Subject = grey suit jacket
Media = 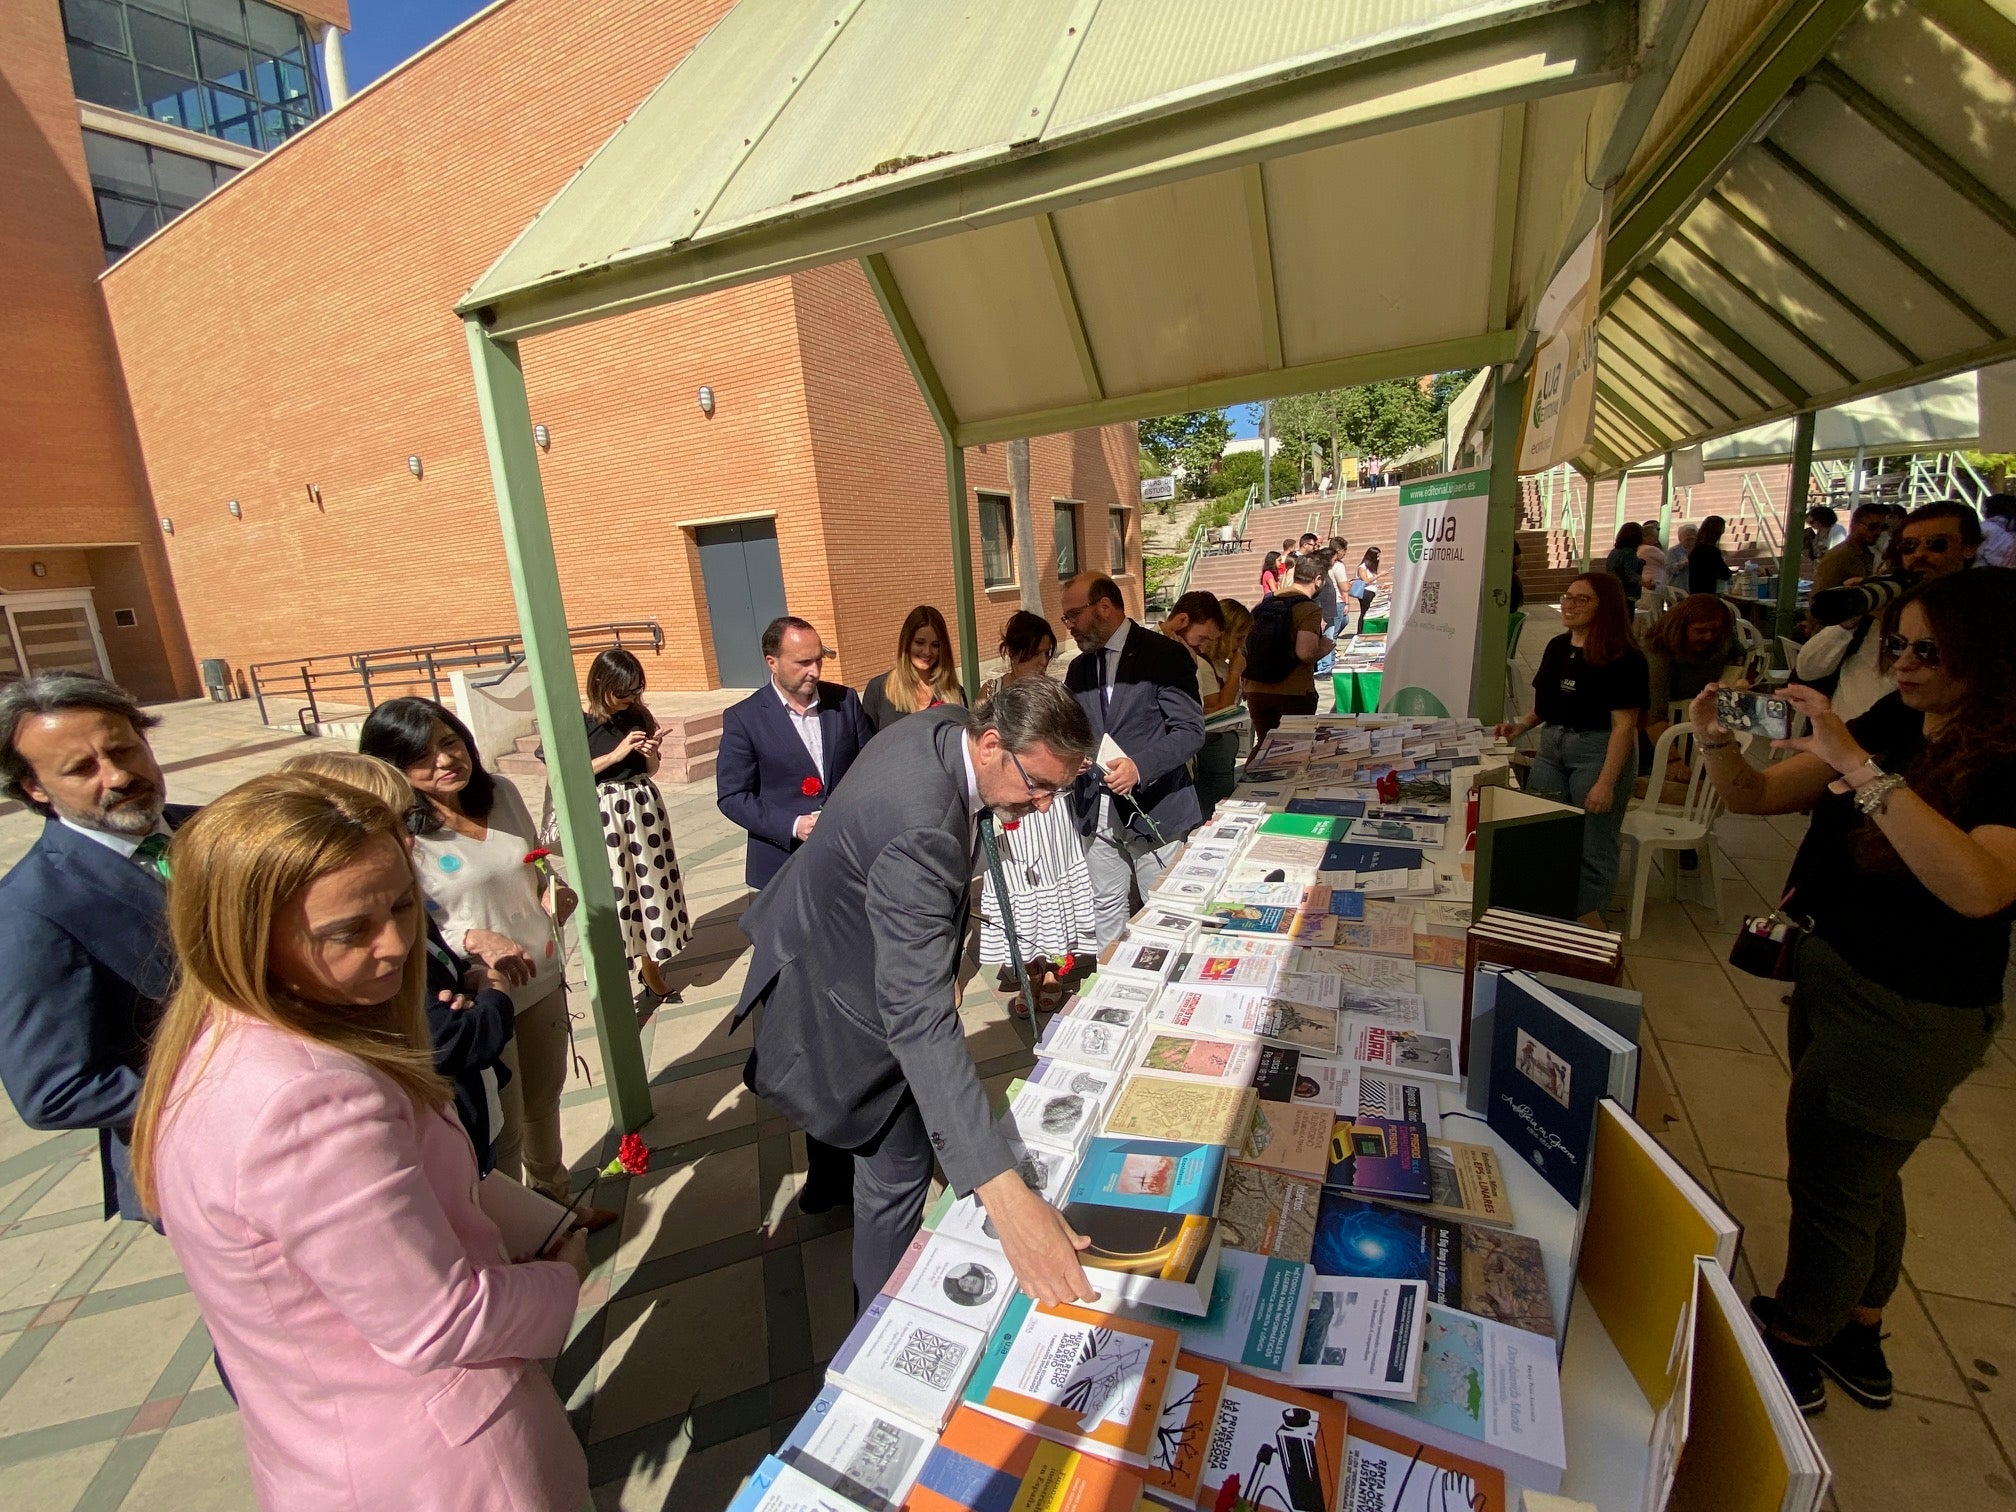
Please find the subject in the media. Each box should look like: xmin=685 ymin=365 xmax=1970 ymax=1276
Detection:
xmin=731 ymin=706 xmax=1015 ymax=1196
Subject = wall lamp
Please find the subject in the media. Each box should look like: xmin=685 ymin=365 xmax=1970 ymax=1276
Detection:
xmin=698 ymin=385 xmax=716 ymax=419
xmin=227 ymin=499 xmax=243 ymax=518
xmin=160 ymin=517 xmax=174 ymax=535
xmin=408 ymin=455 xmax=424 ymax=478
xmin=306 ymin=482 xmax=322 ymax=506
xmin=533 ymin=423 xmax=551 ymax=450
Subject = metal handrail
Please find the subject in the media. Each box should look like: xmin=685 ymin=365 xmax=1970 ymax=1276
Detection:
xmin=1170 ymin=483 xmax=1258 ymax=602
xmin=248 ymin=619 xmax=664 ymax=733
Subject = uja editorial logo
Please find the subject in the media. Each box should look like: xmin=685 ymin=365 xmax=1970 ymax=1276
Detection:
xmin=1408 ymin=530 xmax=1425 ymax=563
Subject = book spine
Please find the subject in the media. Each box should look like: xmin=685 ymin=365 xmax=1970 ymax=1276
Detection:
xmin=961 ymin=1292 xmax=1030 ymax=1407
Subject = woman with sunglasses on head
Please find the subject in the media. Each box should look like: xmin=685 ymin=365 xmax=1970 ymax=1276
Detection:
xmin=863 ymin=605 xmax=965 ymax=735
xmin=1493 ymin=572 xmax=1649 ymax=918
xmin=975 ymin=612 xmax=1096 ymax=1014
xmin=1689 ymin=570 xmax=2016 ymax=1417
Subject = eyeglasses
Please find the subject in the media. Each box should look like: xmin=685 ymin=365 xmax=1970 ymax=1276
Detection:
xmin=1903 ymin=535 xmax=1952 ymax=555
xmin=1005 ymin=746 xmax=1067 ymax=800
xmin=1559 ymin=592 xmax=1597 ymax=607
xmin=1881 ymin=634 xmax=1942 ymax=666
xmin=1059 ymin=604 xmax=1090 ymax=626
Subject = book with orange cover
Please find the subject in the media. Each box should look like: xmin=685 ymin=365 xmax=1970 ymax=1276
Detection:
xmin=1197 ymin=1368 xmax=1350 ymax=1512
xmin=961 ymin=1296 xmax=1180 ymax=1469
xmin=1141 ymin=1352 xmax=1227 ymax=1504
xmin=1343 ymin=1416 xmax=1510 ymax=1511
xmin=907 ymin=1406 xmax=1143 ymax=1512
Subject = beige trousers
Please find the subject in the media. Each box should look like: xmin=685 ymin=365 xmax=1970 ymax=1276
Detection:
xmin=494 ymin=986 xmax=570 ymax=1199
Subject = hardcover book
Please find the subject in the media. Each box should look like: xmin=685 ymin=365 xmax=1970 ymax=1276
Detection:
xmin=962 ymin=1298 xmax=1179 ymax=1469
xmin=826 ymin=1294 xmax=988 ymax=1431
xmin=778 ymin=1387 xmax=935 ymax=1512
xmin=1484 ymin=970 xmax=1639 ymax=1208
xmin=906 ymin=1406 xmax=1143 ymax=1512
xmin=1197 ymin=1369 xmax=1351 ymax=1512
xmin=1472 ymin=785 xmax=1585 ymax=922
xmin=1120 ymin=1248 xmax=1314 ymax=1375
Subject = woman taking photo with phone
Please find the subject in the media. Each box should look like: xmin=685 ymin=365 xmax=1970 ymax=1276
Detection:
xmin=132 ymin=773 xmax=588 ymax=1509
xmin=1493 ymin=572 xmax=1648 ymax=918
xmin=1689 ymin=570 xmax=2016 ymax=1415
xmin=862 ymin=604 xmax=965 ymax=734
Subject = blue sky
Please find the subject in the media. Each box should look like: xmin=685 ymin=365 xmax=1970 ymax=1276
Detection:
xmin=343 ymin=0 xmax=493 ymax=88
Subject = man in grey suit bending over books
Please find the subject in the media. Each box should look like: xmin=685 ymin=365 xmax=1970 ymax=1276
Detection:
xmin=732 ymin=678 xmax=1102 ymax=1310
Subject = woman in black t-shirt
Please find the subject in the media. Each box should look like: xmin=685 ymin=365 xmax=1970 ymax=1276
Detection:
xmin=1493 ymin=572 xmax=1649 ymax=917
xmin=1687 ymin=514 xmax=1733 ymax=595
xmin=583 ymin=649 xmax=692 ymax=1005
xmin=1604 ymin=521 xmax=1645 ymax=609
xmin=1690 ymin=570 xmax=2016 ymax=1416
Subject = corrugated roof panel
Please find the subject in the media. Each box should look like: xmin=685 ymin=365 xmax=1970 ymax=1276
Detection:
xmin=1718 ymin=154 xmax=1984 ymax=357
xmin=1603 ymin=313 xmax=1748 ymax=423
xmin=1604 ymin=335 xmax=1727 ymax=430
xmin=1627 ymin=283 xmax=1789 ymax=405
xmin=1048 ymin=170 xmax=1269 ymax=396
xmin=1046 ymin=0 xmax=1530 ymax=138
xmin=1772 ymin=90 xmax=2016 ymax=334
xmin=884 ymin=222 xmax=1092 ymax=423
xmin=1514 ymin=87 xmax=1608 ymax=327
xmin=1832 ymin=5 xmax=2016 ymax=209
xmin=1652 ymin=239 xmax=1843 ymax=395
xmin=704 ymin=0 xmax=1084 ymax=232
xmin=1624 ymin=0 xmax=1782 ymax=190
xmin=1264 ymin=113 xmax=1501 ymax=363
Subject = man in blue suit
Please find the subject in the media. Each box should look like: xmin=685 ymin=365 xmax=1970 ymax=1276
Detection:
xmin=717 ymin=615 xmax=877 ymax=891
xmin=1060 ymin=572 xmax=1206 ymax=943
xmin=717 ymin=614 xmax=877 ymax=1213
xmin=0 ymin=674 xmax=195 ymax=1221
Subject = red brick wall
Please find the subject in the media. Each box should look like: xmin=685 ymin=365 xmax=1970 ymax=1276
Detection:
xmin=0 ymin=0 xmax=196 ymax=700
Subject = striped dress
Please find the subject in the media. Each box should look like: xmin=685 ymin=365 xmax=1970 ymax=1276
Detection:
xmin=975 ymin=676 xmax=1100 ymax=965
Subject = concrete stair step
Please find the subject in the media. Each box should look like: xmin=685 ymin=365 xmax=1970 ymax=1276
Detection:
xmin=495 ymin=753 xmax=545 ymax=776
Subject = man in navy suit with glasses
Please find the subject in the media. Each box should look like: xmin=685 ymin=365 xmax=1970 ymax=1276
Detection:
xmin=717 ymin=615 xmax=878 ymax=1211
xmin=0 ymin=674 xmax=196 ymax=1222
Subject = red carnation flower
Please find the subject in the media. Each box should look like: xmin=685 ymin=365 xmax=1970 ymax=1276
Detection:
xmin=523 ymin=848 xmax=552 ymax=865
xmin=801 ymin=776 xmax=823 ymax=797
xmin=600 ymin=1133 xmax=650 ymax=1179
xmin=1002 ymin=818 xmax=1021 ymax=831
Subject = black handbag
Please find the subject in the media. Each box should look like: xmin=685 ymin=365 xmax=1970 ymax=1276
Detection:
xmin=1729 ymin=895 xmax=1809 ymax=982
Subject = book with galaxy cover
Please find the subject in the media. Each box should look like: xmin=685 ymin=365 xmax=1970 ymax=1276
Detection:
xmin=1309 ymin=1193 xmax=1553 ymax=1339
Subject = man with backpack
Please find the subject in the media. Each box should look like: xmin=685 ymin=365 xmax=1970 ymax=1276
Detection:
xmin=1242 ymin=553 xmax=1334 ymax=756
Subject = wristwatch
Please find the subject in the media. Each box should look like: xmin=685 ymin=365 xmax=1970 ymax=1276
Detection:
xmin=1854 ymin=772 xmax=1907 ymax=816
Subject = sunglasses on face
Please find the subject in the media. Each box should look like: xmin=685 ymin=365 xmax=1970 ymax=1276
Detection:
xmin=1882 ymin=634 xmax=1941 ymax=666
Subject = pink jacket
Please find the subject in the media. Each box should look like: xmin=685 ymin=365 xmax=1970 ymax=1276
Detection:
xmin=152 ymin=1018 xmax=587 ymax=1510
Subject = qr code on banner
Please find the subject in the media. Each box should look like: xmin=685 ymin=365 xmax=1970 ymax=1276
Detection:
xmin=892 ymin=1326 xmax=967 ymax=1390
xmin=1415 ymin=580 xmax=1441 ymax=617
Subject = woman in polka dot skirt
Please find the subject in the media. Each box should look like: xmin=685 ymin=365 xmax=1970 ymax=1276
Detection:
xmin=583 ymin=650 xmax=693 ymax=1005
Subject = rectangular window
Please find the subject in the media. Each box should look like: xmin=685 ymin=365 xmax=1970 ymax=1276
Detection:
xmin=1109 ymin=508 xmax=1129 ymax=572
xmin=83 ymin=127 xmax=235 ymax=261
xmin=69 ymin=42 xmax=140 ymax=112
xmin=979 ymin=494 xmax=1015 ymax=588
xmin=185 ymin=0 xmax=245 ymax=41
xmin=244 ymin=0 xmax=302 ymax=56
xmin=1054 ymin=502 xmax=1078 ymax=578
xmin=129 ymin=6 xmax=196 ymax=73
xmin=63 ymin=0 xmax=129 ymax=50
xmin=138 ymin=65 xmax=205 ymax=130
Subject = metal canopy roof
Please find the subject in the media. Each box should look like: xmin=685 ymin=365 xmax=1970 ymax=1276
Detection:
xmin=460 ymin=0 xmax=1642 ymax=444
xmin=1586 ymin=0 xmax=2016 ymax=474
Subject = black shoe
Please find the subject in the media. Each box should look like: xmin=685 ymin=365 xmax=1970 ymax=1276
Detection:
xmin=795 ymin=1179 xmax=853 ymax=1216
xmin=1813 ymin=1318 xmax=1895 ymax=1409
xmin=1750 ymin=1295 xmax=1827 ymax=1415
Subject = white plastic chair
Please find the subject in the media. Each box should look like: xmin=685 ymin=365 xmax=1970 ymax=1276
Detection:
xmin=1619 ymin=723 xmax=1737 ymax=938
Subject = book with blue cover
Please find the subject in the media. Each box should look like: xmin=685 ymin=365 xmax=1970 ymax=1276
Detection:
xmin=1321 ymin=840 xmax=1426 ymax=874
xmin=1310 ymin=1193 xmax=1554 ymax=1339
xmin=1484 ymin=970 xmax=1638 ymax=1209
xmin=1067 ymin=1138 xmax=1226 ymax=1216
xmin=1286 ymin=797 xmax=1367 ymax=819
xmin=1323 ymin=1115 xmax=1431 ymax=1201
xmin=1327 ymin=890 xmax=1366 ymax=920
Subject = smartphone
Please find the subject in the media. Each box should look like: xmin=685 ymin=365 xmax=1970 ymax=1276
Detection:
xmin=1715 ymin=689 xmax=1793 ymax=742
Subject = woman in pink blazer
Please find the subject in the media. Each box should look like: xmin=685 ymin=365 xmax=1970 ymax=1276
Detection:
xmin=132 ymin=772 xmax=590 ymax=1511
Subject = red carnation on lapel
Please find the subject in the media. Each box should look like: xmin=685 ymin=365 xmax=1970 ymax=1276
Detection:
xmin=1002 ymin=818 xmax=1021 ymax=831
xmin=801 ymin=776 xmax=823 ymax=798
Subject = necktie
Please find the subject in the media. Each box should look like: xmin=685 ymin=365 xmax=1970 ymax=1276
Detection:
xmin=1096 ymin=647 xmax=1111 ymax=722
xmin=976 ymin=812 xmax=1036 ymax=1018
xmin=133 ymin=833 xmax=171 ymax=883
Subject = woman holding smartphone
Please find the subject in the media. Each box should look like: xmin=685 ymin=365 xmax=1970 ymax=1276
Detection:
xmin=1689 ymin=570 xmax=2016 ymax=1415
xmin=1493 ymin=573 xmax=1649 ymax=918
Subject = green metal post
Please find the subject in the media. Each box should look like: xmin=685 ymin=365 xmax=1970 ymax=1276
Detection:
xmin=463 ymin=320 xmax=652 ymax=1133
xmin=1475 ymin=374 xmax=1524 ymax=724
xmin=1777 ymin=410 xmax=1816 ymax=649
xmin=945 ymin=435 xmax=982 ymax=704
xmin=1660 ymin=453 xmax=1676 ymax=542
xmin=1579 ymin=464 xmax=1599 ymax=571
xmin=1614 ymin=469 xmax=1630 ymax=535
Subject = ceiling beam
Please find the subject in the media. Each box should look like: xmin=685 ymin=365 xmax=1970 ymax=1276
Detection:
xmin=1605 ymin=0 xmax=1867 ymax=296
xmin=1637 ymin=263 xmax=1809 ymax=405
xmin=1669 ymin=230 xmax=1856 ymax=387
xmin=1602 ymin=321 xmax=1737 ymax=429
xmin=1756 ymin=140 xmax=2002 ymax=338
xmin=1597 ymin=377 xmax=1679 ymax=451
xmin=1487 ymin=102 xmax=1526 ymax=333
xmin=1915 ymin=0 xmax=2016 ymax=78
xmin=1604 ymin=345 xmax=1716 ymax=435
xmin=953 ymin=328 xmax=1521 ymax=447
xmin=1241 ymin=163 xmax=1285 ymax=370
xmin=1810 ymin=59 xmax=2016 ymax=244
xmin=1703 ymin=188 xmax=1921 ymax=364
xmin=860 ymin=253 xmax=958 ymax=433
xmin=1034 ymin=213 xmax=1106 ymax=401
xmin=1613 ymin=289 xmax=1772 ymax=410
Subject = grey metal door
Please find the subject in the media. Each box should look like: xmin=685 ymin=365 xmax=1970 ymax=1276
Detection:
xmin=695 ymin=518 xmax=786 ymax=687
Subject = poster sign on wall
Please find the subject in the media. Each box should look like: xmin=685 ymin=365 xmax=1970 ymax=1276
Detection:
xmin=1518 ymin=217 xmax=1604 ymax=474
xmin=1381 ymin=468 xmax=1492 ymax=718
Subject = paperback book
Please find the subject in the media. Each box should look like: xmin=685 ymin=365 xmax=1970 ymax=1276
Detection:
xmin=778 ymin=1386 xmax=936 ymax=1512
xmin=1324 ymin=1116 xmax=1432 ymax=1202
xmin=1037 ymin=1010 xmax=1144 ymax=1076
xmin=1004 ymin=1078 xmax=1101 ymax=1156
xmin=1131 ymin=1027 xmax=1263 ymax=1087
xmin=962 ymin=1297 xmax=1179 ymax=1468
xmin=1197 ymin=1369 xmax=1351 ymax=1512
xmin=883 ymin=1231 xmax=1017 ymax=1337
xmin=1120 ymin=1248 xmax=1314 ymax=1375
xmin=1239 ymin=1100 xmax=1334 ymax=1179
xmin=1067 ymin=1137 xmax=1226 ymax=1216
xmin=826 ymin=1294 xmax=988 ymax=1431
xmin=1341 ymin=1021 xmax=1459 ymax=1083
xmin=1251 ymin=1044 xmax=1356 ymax=1112
xmin=726 ymin=1455 xmax=874 ymax=1512
xmin=1215 ymin=1162 xmax=1321 ymax=1265
xmin=906 ymin=1407 xmax=1143 ymax=1512
xmin=1309 ymin=1193 xmax=1553 ymax=1339
xmin=1141 ymin=1354 xmax=1228 ymax=1503
xmin=1291 ymin=1276 xmax=1426 ymax=1399
xmin=1343 ymin=1418 xmax=1509 ymax=1512
xmin=1100 ymin=1077 xmax=1257 ymax=1147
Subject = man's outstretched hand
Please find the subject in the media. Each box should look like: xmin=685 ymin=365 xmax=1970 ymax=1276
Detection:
xmin=975 ymin=1169 xmax=1098 ymax=1307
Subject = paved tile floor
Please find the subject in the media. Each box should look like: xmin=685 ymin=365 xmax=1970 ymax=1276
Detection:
xmin=4 ymin=673 xmax=2016 ymax=1509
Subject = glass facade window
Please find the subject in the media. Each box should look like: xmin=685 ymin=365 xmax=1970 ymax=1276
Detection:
xmin=64 ymin=0 xmax=322 ymax=151
xmin=84 ymin=128 xmax=240 ymax=261
xmin=979 ymin=495 xmax=1015 ymax=588
xmin=1109 ymin=508 xmax=1129 ymax=572
xmin=1055 ymin=502 xmax=1078 ymax=578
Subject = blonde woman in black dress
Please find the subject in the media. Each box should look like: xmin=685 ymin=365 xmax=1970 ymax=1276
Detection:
xmin=584 ymin=650 xmax=692 ymax=1004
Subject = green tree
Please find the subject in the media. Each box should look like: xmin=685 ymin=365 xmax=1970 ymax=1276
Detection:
xmin=1139 ymin=410 xmax=1233 ymax=498
xmin=1210 ymin=446 xmax=1299 ymax=500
